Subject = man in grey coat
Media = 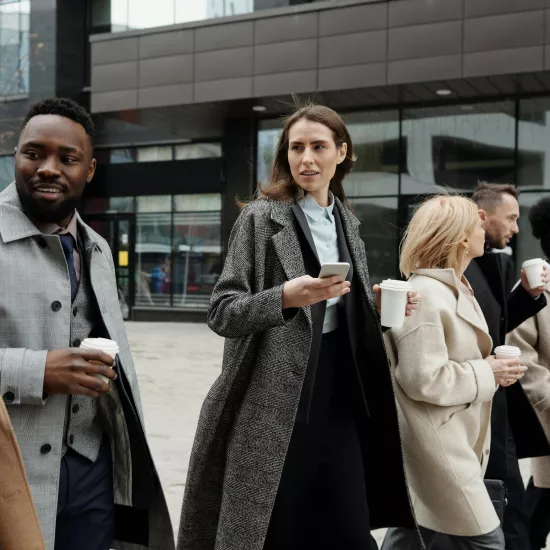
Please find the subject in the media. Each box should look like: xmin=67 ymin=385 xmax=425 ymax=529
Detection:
xmin=0 ymin=98 xmax=174 ymax=550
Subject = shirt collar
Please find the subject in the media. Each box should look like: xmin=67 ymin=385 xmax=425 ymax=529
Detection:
xmin=298 ymin=192 xmax=334 ymax=222
xmin=33 ymin=210 xmax=79 ymax=243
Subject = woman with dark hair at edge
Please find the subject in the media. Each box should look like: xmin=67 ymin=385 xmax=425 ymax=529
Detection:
xmin=507 ymin=197 xmax=550 ymax=550
xmin=177 ymin=103 xmax=421 ymax=549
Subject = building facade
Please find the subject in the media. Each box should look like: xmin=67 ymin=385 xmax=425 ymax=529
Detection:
xmin=1 ymin=0 xmax=550 ymax=321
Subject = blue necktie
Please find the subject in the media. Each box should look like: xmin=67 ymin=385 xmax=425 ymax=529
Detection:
xmin=59 ymin=234 xmax=78 ymax=302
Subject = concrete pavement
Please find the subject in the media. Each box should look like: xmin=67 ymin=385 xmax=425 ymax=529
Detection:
xmin=128 ymin=321 xmax=534 ymax=546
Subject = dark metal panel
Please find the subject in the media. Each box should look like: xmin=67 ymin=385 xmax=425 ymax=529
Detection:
xmin=388 ymin=55 xmax=462 ymax=84
xmin=139 ymin=30 xmax=194 ymax=59
xmin=318 ymin=3 xmax=387 ymax=36
xmin=195 ymin=21 xmax=254 ymax=52
xmin=317 ymin=63 xmax=387 ymax=92
xmin=388 ymin=20 xmax=462 ymax=61
xmin=139 ymin=55 xmax=194 ymax=87
xmin=91 ymin=90 xmax=138 ymax=113
xmin=254 ymin=12 xmax=318 ymax=44
xmin=464 ymin=47 xmax=544 ymax=78
xmin=254 ymin=70 xmax=316 ymax=97
xmin=194 ymin=78 xmax=254 ymax=103
xmin=92 ymin=38 xmax=138 ymax=65
xmin=319 ymin=30 xmax=387 ymax=68
xmin=138 ymin=84 xmax=194 ymax=109
xmin=464 ymin=0 xmax=544 ymax=18
xmin=254 ymin=39 xmax=317 ymax=75
xmin=464 ymin=11 xmax=544 ymax=53
xmin=195 ymin=48 xmax=254 ymax=81
xmin=389 ymin=0 xmax=462 ymax=28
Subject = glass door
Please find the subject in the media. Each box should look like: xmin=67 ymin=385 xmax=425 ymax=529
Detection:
xmin=85 ymin=214 xmax=136 ymax=320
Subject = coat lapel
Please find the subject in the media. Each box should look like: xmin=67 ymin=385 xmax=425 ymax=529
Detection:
xmin=270 ymin=202 xmax=311 ymax=325
xmin=290 ymin=203 xmax=320 ymax=268
xmin=335 ymin=199 xmax=377 ymax=314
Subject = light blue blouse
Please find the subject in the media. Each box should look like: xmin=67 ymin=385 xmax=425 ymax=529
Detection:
xmin=298 ymin=192 xmax=341 ymax=333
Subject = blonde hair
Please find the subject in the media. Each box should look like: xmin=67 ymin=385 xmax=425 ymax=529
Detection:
xmin=400 ymin=195 xmax=480 ymax=277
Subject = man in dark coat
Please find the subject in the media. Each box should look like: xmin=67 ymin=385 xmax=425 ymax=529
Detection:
xmin=464 ymin=182 xmax=550 ymax=550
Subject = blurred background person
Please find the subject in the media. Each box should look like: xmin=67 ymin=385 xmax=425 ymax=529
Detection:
xmin=507 ymin=197 xmax=550 ymax=550
xmin=466 ymin=183 xmax=550 ymax=550
xmin=0 ymin=396 xmax=44 ymax=550
xmin=178 ymin=104 xmax=419 ymax=550
xmin=383 ymin=195 xmax=526 ymax=550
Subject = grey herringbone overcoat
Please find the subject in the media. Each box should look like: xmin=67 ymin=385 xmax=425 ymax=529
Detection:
xmin=0 ymin=184 xmax=174 ymax=550
xmin=177 ymin=197 xmax=415 ymax=550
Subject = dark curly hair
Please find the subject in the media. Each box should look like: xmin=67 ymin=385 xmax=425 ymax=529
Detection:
xmin=529 ymin=197 xmax=550 ymax=258
xmin=21 ymin=98 xmax=95 ymax=143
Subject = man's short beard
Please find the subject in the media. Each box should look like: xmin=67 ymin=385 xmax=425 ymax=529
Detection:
xmin=16 ymin=185 xmax=83 ymax=225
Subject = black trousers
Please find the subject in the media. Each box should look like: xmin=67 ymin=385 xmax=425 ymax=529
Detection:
xmin=265 ymin=329 xmax=376 ymax=550
xmin=525 ymin=478 xmax=550 ymax=549
xmin=501 ymin=427 xmax=530 ymax=550
xmin=55 ymin=436 xmax=114 ymax=550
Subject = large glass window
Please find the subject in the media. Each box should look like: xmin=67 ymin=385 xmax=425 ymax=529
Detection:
xmin=172 ymin=194 xmax=222 ymax=309
xmin=518 ymin=98 xmax=550 ymax=192
xmin=0 ymin=154 xmax=13 ymax=191
xmin=103 ymin=143 xmax=221 ymax=164
xmin=343 ymin=110 xmax=400 ymax=197
xmin=90 ymin=0 xmax=258 ymax=32
xmin=401 ymin=102 xmax=516 ymax=194
xmin=0 ymin=0 xmax=30 ymax=97
xmin=348 ymin=197 xmax=399 ymax=282
xmin=135 ymin=196 xmax=172 ymax=307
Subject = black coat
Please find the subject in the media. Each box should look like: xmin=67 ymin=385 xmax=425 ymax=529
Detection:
xmin=465 ymin=253 xmax=550 ymax=480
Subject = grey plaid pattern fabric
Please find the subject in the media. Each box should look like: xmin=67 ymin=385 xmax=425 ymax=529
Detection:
xmin=61 ymin=245 xmax=103 ymax=462
xmin=177 ymin=198 xmax=379 ymax=550
xmin=0 ymin=184 xmax=174 ymax=550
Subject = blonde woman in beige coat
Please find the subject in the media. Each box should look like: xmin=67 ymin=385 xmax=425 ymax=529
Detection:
xmin=382 ymin=196 xmax=527 ymax=550
xmin=506 ymin=196 xmax=550 ymax=550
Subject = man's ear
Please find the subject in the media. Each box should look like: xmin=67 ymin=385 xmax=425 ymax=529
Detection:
xmin=478 ymin=209 xmax=487 ymax=222
xmin=87 ymin=158 xmax=97 ymax=183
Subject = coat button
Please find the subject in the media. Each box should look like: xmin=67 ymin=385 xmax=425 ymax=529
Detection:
xmin=69 ymin=434 xmax=74 ymax=445
xmin=51 ymin=301 xmax=62 ymax=312
xmin=3 ymin=391 xmax=15 ymax=403
xmin=40 ymin=444 xmax=51 ymax=454
xmin=72 ymin=404 xmax=80 ymax=414
xmin=73 ymin=338 xmax=81 ymax=347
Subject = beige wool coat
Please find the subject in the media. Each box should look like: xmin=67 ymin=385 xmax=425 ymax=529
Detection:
xmin=384 ymin=268 xmax=500 ymax=537
xmin=507 ymin=285 xmax=550 ymax=488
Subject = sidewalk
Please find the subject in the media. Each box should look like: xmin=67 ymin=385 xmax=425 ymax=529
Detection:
xmin=128 ymin=321 xmax=534 ymax=546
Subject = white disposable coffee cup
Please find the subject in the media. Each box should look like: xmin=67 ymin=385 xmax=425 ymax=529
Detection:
xmin=522 ymin=258 xmax=545 ymax=289
xmin=494 ymin=345 xmax=521 ymax=361
xmin=80 ymin=337 xmax=119 ymax=384
xmin=379 ymin=279 xmax=413 ymax=328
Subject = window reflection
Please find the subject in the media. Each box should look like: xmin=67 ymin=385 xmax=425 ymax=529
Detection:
xmin=172 ymin=204 xmax=222 ymax=309
xmin=343 ymin=110 xmax=399 ymax=197
xmin=0 ymin=155 xmax=13 ymax=191
xmin=518 ymin=98 xmax=550 ymax=191
xmin=0 ymin=0 xmax=30 ymax=96
xmin=348 ymin=197 xmax=399 ymax=282
xmin=402 ymin=102 xmax=516 ymax=194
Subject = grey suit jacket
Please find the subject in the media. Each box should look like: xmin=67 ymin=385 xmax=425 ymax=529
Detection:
xmin=0 ymin=184 xmax=174 ymax=550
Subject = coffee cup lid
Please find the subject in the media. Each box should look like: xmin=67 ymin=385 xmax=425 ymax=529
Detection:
xmin=380 ymin=279 xmax=412 ymax=291
xmin=81 ymin=338 xmax=119 ymax=353
xmin=494 ymin=345 xmax=521 ymax=356
xmin=522 ymin=258 xmax=544 ymax=268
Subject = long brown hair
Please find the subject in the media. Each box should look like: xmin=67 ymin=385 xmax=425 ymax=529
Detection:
xmin=258 ymin=104 xmax=356 ymax=204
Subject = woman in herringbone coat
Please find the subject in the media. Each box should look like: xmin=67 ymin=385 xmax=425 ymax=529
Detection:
xmin=177 ymin=105 xmax=419 ymax=550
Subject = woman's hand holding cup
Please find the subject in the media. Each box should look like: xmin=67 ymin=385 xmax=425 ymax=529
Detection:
xmin=486 ymin=355 xmax=527 ymax=387
xmin=282 ymin=275 xmax=350 ymax=309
